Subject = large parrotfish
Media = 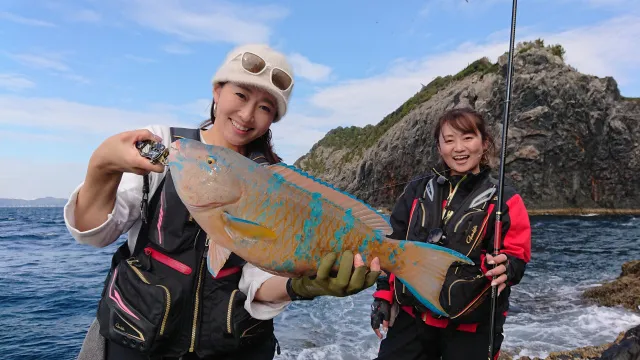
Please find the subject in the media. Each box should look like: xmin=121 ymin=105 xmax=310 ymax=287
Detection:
xmin=166 ymin=138 xmax=473 ymax=316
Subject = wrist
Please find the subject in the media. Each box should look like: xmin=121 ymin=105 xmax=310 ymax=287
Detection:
xmin=286 ymin=278 xmax=314 ymax=301
xmin=88 ymin=149 xmax=122 ymax=177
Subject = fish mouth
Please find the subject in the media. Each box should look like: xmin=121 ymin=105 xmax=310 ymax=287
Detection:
xmin=186 ymin=201 xmax=226 ymax=210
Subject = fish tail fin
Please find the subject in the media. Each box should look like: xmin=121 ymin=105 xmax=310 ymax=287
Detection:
xmin=385 ymin=239 xmax=474 ymax=317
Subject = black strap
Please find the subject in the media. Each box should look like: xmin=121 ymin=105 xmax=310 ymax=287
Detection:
xmin=135 ymin=127 xmax=202 ymax=257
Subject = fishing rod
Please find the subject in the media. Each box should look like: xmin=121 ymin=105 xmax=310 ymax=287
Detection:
xmin=489 ymin=0 xmax=518 ymax=358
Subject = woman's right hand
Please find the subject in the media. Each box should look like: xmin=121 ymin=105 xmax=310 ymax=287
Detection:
xmin=89 ymin=129 xmax=165 ymax=176
xmin=371 ymin=298 xmax=390 ymax=339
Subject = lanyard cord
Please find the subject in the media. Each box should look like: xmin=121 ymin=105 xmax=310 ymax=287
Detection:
xmin=441 ymin=174 xmax=467 ymax=225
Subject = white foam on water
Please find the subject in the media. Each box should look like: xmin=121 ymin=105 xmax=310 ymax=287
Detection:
xmin=503 ymin=304 xmax=640 ymax=359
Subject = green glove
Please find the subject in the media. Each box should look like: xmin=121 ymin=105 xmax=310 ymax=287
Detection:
xmin=288 ymin=250 xmax=380 ymax=299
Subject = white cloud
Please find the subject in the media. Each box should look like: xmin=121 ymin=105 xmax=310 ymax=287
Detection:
xmin=270 ymin=115 xmax=330 ymax=163
xmin=162 ymin=43 xmax=192 ymax=55
xmin=123 ymin=0 xmax=289 ymax=45
xmin=0 ymin=95 xmax=205 ymax=199
xmin=288 ymin=53 xmax=332 ymax=82
xmin=6 ymin=52 xmax=91 ymax=84
xmin=8 ymin=53 xmax=70 ymax=72
xmin=300 ymin=41 xmax=510 ymax=129
xmin=542 ymin=16 xmax=640 ymax=83
xmin=278 ymin=14 xmax=640 ymax=165
xmin=0 ymin=95 xmax=190 ymax=136
xmin=0 ymin=74 xmax=36 ymax=91
xmin=0 ymin=11 xmax=56 ymax=27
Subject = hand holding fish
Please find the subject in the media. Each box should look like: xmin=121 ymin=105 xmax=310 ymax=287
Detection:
xmin=484 ymin=253 xmax=510 ymax=296
xmin=90 ymin=129 xmax=165 ymax=176
xmin=288 ymin=250 xmax=380 ymax=299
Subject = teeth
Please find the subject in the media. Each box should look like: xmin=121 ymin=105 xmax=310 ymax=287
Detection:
xmin=453 ymin=156 xmax=469 ymax=160
xmin=231 ymin=119 xmax=249 ymax=131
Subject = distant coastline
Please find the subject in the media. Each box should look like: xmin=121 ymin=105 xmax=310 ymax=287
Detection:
xmin=376 ymin=207 xmax=640 ymax=216
xmin=527 ymin=208 xmax=640 ymax=216
xmin=0 ymin=197 xmax=67 ymax=208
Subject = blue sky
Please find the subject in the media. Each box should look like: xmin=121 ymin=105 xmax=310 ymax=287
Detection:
xmin=1 ymin=0 xmax=639 ymax=199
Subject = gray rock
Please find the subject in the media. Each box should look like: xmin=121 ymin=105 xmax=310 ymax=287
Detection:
xmin=294 ymin=41 xmax=640 ymax=212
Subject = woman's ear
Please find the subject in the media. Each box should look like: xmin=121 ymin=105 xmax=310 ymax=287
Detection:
xmin=213 ymin=83 xmax=223 ymax=103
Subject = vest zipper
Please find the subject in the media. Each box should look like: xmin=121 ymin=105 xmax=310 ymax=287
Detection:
xmin=227 ymin=289 xmax=238 ymax=333
xmin=126 ymin=259 xmax=172 ymax=336
xmin=189 ymin=230 xmax=206 ymax=353
xmin=450 ymin=279 xmax=491 ymax=320
xmin=447 ymin=275 xmax=483 ymax=306
xmin=189 ymin=258 xmax=205 ymax=352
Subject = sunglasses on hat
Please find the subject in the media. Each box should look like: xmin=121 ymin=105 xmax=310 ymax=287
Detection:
xmin=232 ymin=52 xmax=293 ymax=92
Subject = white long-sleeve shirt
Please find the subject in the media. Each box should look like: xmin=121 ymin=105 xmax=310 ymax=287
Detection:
xmin=63 ymin=124 xmax=291 ymax=320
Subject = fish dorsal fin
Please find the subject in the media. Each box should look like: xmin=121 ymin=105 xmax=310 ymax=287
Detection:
xmin=268 ymin=163 xmax=392 ymax=234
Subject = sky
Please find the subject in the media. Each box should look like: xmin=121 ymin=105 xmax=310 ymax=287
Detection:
xmin=1 ymin=0 xmax=639 ymax=200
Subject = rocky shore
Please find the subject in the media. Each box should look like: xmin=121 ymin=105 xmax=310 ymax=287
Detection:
xmin=500 ymin=260 xmax=640 ymax=360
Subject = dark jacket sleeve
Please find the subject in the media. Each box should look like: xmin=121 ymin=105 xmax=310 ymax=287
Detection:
xmin=484 ymin=186 xmax=532 ymax=286
xmin=374 ymin=178 xmax=422 ymax=299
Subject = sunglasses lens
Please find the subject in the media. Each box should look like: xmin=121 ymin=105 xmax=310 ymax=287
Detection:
xmin=271 ymin=68 xmax=292 ymax=91
xmin=241 ymin=52 xmax=266 ymax=73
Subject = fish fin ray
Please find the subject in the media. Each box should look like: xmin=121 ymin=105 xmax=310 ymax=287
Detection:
xmin=268 ymin=163 xmax=392 ymax=234
xmin=207 ymin=241 xmax=232 ymax=277
xmin=385 ymin=239 xmax=473 ymax=317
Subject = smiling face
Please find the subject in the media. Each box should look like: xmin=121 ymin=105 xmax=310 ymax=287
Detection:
xmin=210 ymin=82 xmax=277 ymax=149
xmin=438 ymin=117 xmax=487 ymax=175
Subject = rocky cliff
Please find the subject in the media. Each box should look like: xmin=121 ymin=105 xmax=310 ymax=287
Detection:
xmin=294 ymin=40 xmax=640 ymax=213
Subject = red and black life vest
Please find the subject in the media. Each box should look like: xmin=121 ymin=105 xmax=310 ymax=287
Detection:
xmin=96 ymin=127 xmax=275 ymax=357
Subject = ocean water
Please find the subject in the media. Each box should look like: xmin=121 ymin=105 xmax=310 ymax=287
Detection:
xmin=0 ymin=208 xmax=639 ymax=360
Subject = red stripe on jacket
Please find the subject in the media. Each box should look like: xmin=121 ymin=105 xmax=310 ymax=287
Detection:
xmin=502 ymin=194 xmax=531 ymax=263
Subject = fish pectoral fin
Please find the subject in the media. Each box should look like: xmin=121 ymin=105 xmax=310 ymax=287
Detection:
xmin=207 ymin=240 xmax=232 ymax=277
xmin=222 ymin=212 xmax=277 ymax=244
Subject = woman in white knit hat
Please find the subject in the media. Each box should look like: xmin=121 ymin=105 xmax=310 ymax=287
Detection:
xmin=65 ymin=43 xmax=380 ymax=360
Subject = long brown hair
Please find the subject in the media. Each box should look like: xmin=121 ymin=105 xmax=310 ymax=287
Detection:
xmin=433 ymin=107 xmax=497 ymax=169
xmin=198 ymin=83 xmax=282 ymax=164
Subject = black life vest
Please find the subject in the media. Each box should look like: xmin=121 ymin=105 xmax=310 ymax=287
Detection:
xmin=393 ymin=170 xmax=501 ymax=323
xmin=96 ymin=127 xmax=275 ymax=357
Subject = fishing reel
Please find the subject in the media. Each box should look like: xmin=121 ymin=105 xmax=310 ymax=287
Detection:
xmin=426 ymin=228 xmax=447 ymax=246
xmin=136 ymin=140 xmax=169 ymax=166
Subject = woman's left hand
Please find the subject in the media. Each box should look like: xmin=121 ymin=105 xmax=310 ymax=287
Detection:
xmin=484 ymin=253 xmax=510 ymax=296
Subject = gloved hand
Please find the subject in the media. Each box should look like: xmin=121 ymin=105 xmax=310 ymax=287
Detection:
xmin=371 ymin=298 xmax=390 ymax=339
xmin=288 ymin=250 xmax=380 ymax=299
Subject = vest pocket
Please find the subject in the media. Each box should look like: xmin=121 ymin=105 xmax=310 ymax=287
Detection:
xmin=97 ymin=258 xmax=184 ymax=354
xmin=438 ymin=264 xmax=492 ymax=323
xmin=447 ymin=209 xmax=490 ymax=258
xmin=198 ymin=281 xmax=274 ymax=355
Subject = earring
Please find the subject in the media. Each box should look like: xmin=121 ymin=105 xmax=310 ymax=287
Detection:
xmin=213 ymin=103 xmax=217 ymax=116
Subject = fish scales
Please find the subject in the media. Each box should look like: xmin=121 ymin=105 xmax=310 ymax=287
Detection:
xmin=229 ymin=172 xmax=395 ymax=275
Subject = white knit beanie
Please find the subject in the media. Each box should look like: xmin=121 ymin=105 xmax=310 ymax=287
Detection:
xmin=212 ymin=44 xmax=294 ymax=122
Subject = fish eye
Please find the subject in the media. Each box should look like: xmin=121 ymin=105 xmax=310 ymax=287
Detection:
xmin=207 ymin=157 xmax=216 ymax=165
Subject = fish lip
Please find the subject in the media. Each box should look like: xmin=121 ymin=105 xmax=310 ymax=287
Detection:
xmin=185 ymin=194 xmax=241 ymax=210
xmin=186 ymin=201 xmax=225 ymax=210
